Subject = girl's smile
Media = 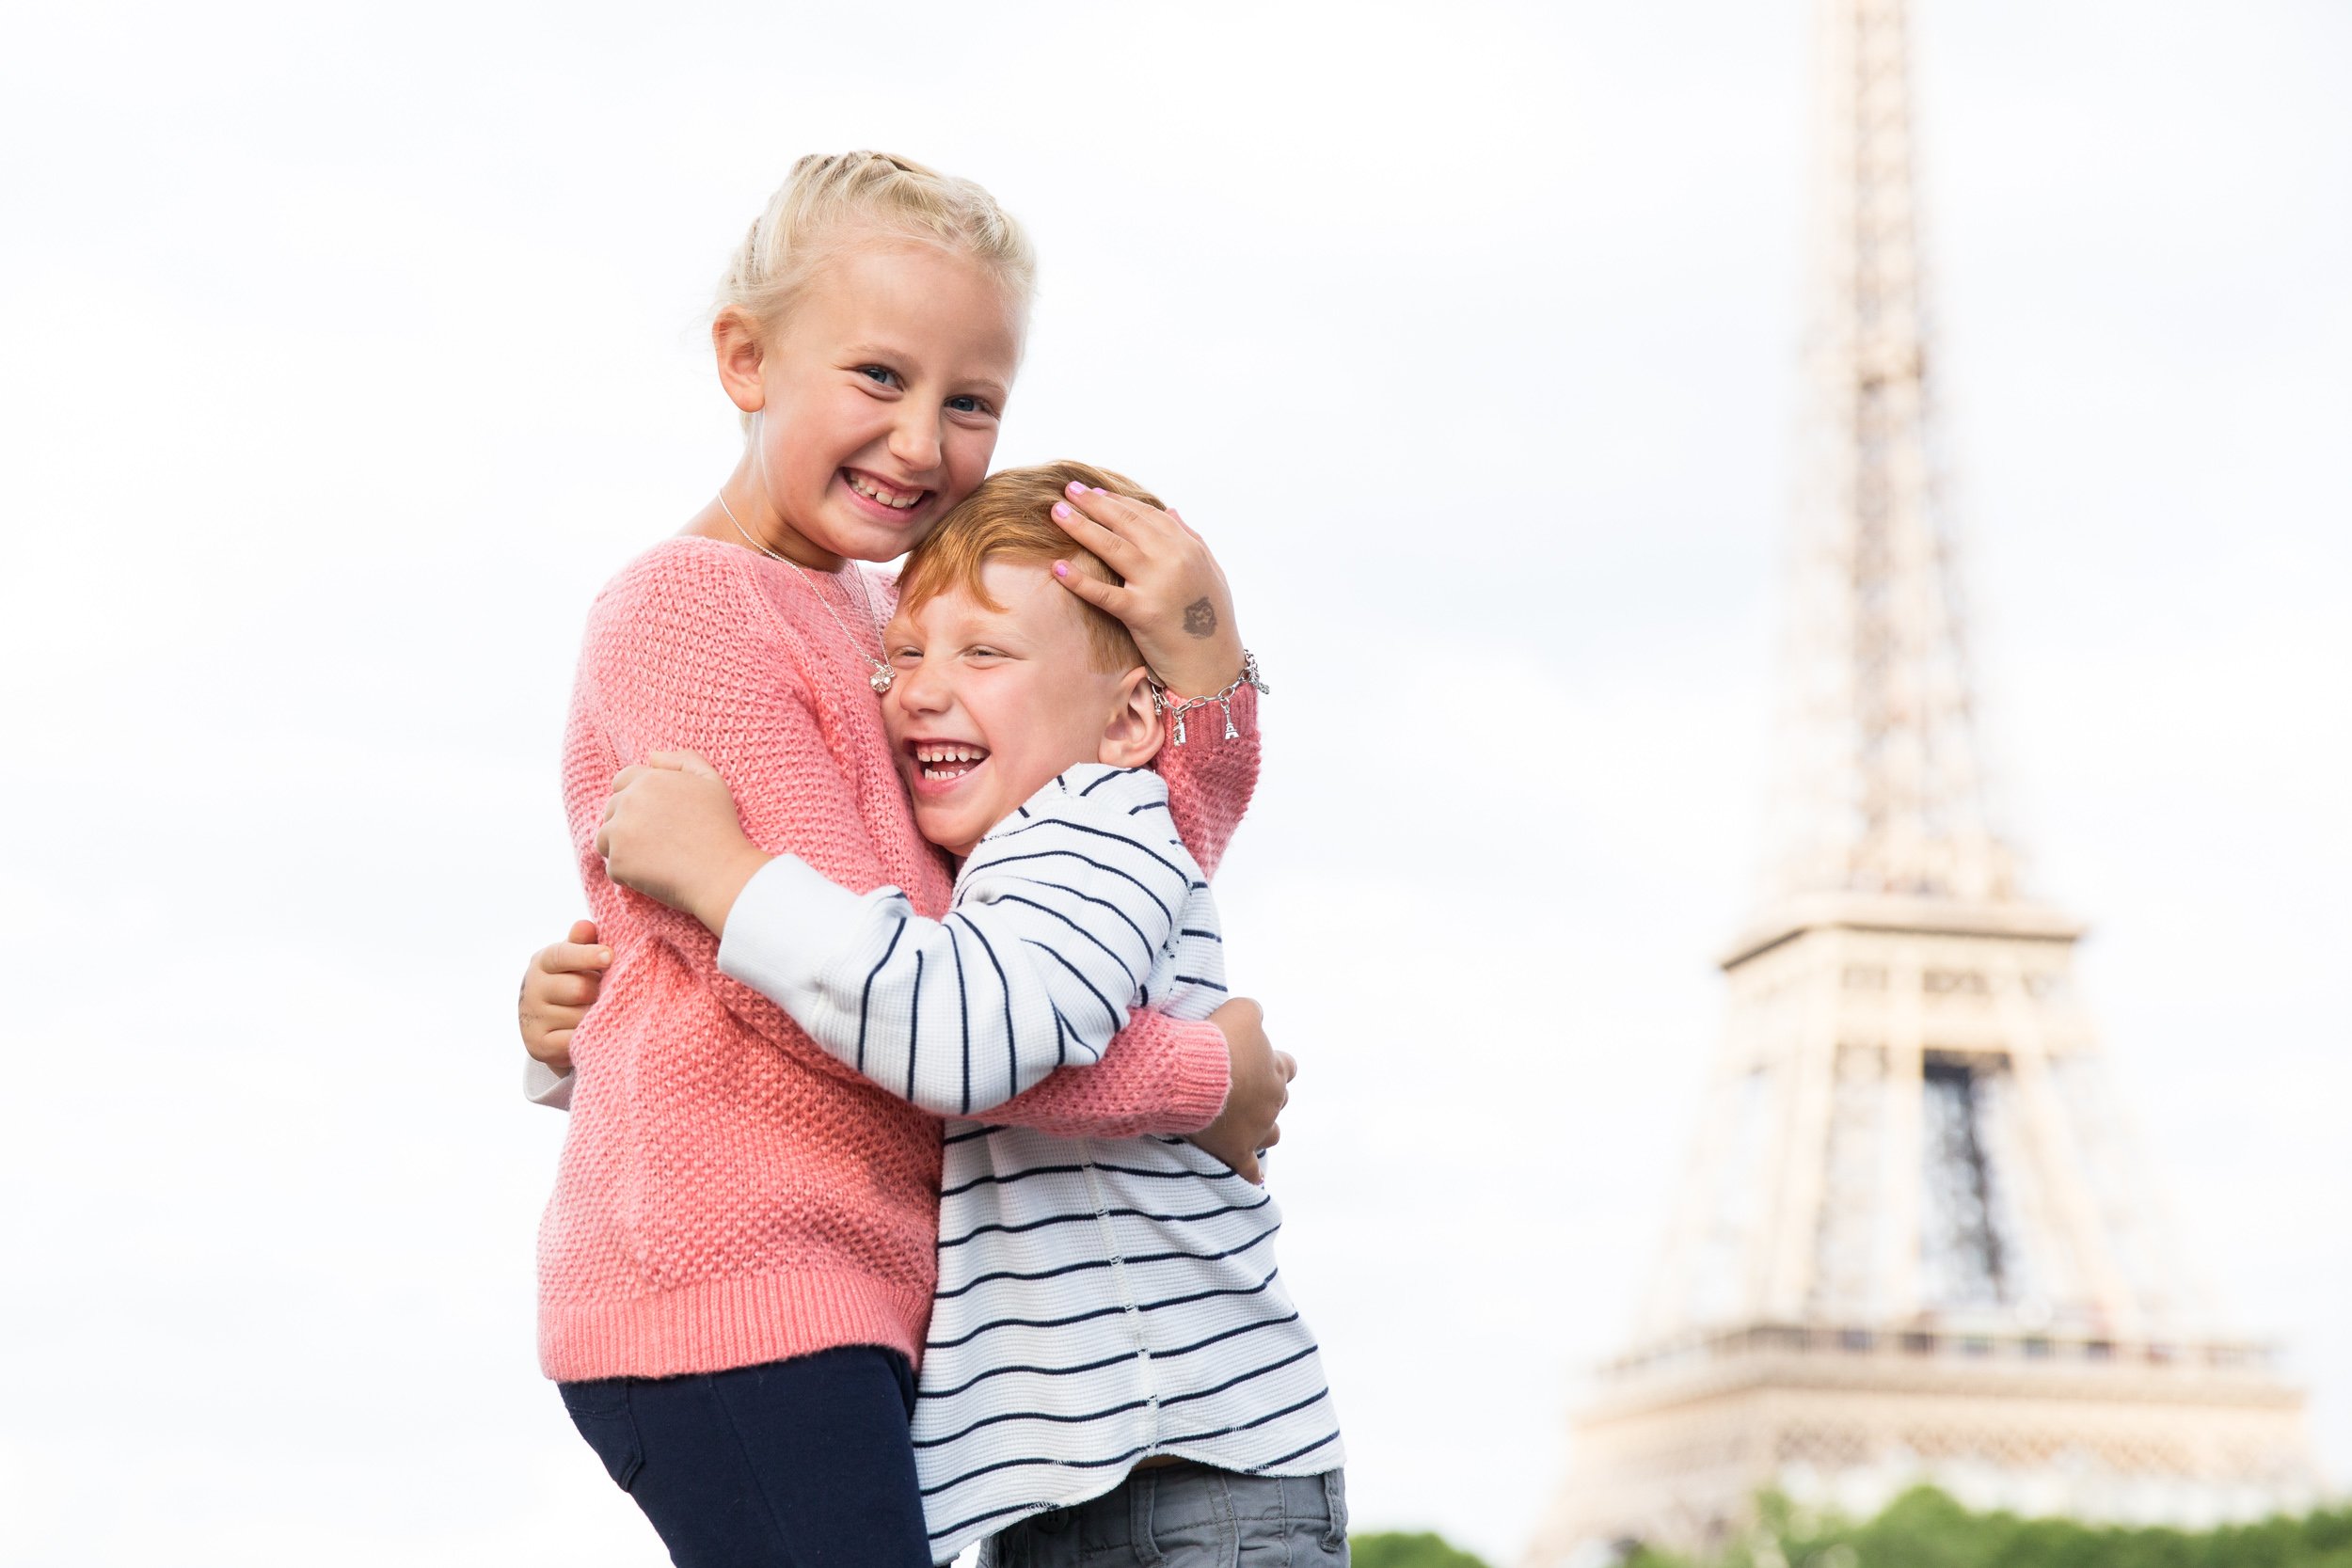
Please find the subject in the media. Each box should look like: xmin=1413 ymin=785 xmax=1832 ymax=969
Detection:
xmin=843 ymin=467 xmax=931 ymax=515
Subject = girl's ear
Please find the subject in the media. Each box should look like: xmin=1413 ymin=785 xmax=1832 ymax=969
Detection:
xmin=712 ymin=309 xmax=768 ymax=417
xmin=1098 ymin=667 xmax=1165 ymax=768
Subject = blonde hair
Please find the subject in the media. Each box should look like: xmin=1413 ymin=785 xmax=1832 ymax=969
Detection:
xmin=714 ymin=152 xmax=1036 ymax=426
xmin=897 ymin=461 xmax=1156 ymax=675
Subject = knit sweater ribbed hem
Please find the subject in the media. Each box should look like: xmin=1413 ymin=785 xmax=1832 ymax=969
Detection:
xmin=541 ymin=1266 xmax=934 ymax=1383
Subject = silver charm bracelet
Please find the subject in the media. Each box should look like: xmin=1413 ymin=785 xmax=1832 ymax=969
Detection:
xmin=1152 ymin=650 xmax=1270 ymax=745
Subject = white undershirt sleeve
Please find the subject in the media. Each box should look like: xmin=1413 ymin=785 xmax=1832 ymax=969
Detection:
xmin=524 ymin=1057 xmax=573 ymax=1110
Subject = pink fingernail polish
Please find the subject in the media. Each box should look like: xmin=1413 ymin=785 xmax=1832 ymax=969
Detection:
xmin=1066 ymin=480 xmax=1087 ymax=496
xmin=1053 ymin=501 xmax=1072 ymax=518
xmin=1054 ymin=561 xmax=1070 ymax=578
xmin=1089 ymin=486 xmax=1106 ymax=496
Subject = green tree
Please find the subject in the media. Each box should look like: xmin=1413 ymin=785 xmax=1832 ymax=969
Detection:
xmin=1352 ymin=1529 xmax=1495 ymax=1568
xmin=1724 ymin=1485 xmax=2352 ymax=1568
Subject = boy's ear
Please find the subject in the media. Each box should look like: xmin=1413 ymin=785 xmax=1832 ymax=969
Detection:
xmin=1098 ymin=667 xmax=1165 ymax=768
xmin=713 ymin=309 xmax=767 ymax=416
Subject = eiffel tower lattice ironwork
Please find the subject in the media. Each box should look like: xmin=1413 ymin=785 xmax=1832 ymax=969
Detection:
xmin=1526 ymin=1 xmax=2314 ymax=1557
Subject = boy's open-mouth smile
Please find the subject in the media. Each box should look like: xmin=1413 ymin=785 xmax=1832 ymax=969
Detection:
xmin=841 ymin=467 xmax=932 ymax=520
xmin=906 ymin=738 xmax=991 ymax=788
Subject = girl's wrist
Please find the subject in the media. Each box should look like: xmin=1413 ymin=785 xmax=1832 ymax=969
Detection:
xmin=1151 ymin=627 xmax=1247 ymax=700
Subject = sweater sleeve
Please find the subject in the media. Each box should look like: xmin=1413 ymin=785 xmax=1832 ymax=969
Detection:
xmin=1153 ymin=681 xmax=1260 ymax=879
xmin=714 ymin=774 xmax=1215 ymax=1117
xmin=981 ymin=1008 xmax=1230 ymax=1137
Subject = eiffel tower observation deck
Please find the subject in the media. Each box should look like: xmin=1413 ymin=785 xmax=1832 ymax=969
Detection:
xmin=1527 ymin=1 xmax=2314 ymax=1557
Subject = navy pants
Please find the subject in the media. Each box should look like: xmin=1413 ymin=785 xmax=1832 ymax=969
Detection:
xmin=560 ymin=1345 xmax=931 ymax=1568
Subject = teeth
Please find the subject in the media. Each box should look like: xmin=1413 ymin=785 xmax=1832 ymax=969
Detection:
xmin=849 ymin=471 xmax=922 ymax=509
xmin=914 ymin=744 xmax=986 ymax=765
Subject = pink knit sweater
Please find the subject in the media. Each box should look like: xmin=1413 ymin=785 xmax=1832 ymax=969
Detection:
xmin=538 ymin=536 xmax=1260 ymax=1381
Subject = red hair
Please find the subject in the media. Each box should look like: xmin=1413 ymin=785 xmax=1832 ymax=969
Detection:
xmin=897 ymin=461 xmax=1160 ymax=673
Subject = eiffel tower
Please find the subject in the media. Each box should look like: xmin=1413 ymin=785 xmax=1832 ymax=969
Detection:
xmin=1527 ymin=1 xmax=2314 ymax=1556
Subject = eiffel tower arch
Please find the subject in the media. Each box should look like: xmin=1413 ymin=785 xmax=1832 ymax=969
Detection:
xmin=1526 ymin=1 xmax=2314 ymax=1558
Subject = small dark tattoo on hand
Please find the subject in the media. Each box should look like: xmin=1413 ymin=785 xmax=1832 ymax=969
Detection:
xmin=1183 ymin=598 xmax=1217 ymax=639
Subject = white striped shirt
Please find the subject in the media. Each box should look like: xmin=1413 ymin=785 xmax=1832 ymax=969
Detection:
xmin=717 ymin=764 xmax=1341 ymax=1562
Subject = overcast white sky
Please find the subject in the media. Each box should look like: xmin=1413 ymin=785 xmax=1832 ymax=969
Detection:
xmin=4 ymin=2 xmax=2347 ymax=1563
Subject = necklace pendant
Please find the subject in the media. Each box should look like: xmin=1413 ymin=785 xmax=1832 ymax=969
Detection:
xmin=868 ymin=662 xmax=895 ymax=695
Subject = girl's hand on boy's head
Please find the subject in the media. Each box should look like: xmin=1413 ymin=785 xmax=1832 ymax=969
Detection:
xmin=1047 ymin=483 xmax=1248 ymax=697
xmin=596 ymin=751 xmax=775 ymax=938
xmin=519 ymin=919 xmax=610 ymax=1076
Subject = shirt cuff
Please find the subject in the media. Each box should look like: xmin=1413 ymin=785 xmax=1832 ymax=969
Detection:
xmin=715 ymin=853 xmax=882 ymax=1016
xmin=1162 ymin=1020 xmax=1236 ymax=1132
xmin=524 ymin=1056 xmax=573 ymax=1110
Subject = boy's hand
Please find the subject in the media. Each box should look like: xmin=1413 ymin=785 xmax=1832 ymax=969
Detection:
xmin=596 ymin=751 xmax=774 ymax=935
xmin=520 ymin=919 xmax=610 ymax=1076
xmin=1046 ymin=483 xmax=1248 ymax=699
xmin=1186 ymin=998 xmax=1294 ymax=1185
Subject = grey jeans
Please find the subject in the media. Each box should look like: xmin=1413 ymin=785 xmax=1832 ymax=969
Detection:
xmin=977 ymin=1465 xmax=1348 ymax=1567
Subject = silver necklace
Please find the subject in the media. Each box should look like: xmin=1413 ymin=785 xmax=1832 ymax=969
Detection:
xmin=714 ymin=492 xmax=895 ymax=694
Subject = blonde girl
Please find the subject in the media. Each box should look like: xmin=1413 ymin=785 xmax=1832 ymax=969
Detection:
xmin=521 ymin=153 xmax=1285 ymax=1565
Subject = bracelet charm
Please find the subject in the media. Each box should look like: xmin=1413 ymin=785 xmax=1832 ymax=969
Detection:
xmin=1152 ymin=650 xmax=1270 ymax=746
